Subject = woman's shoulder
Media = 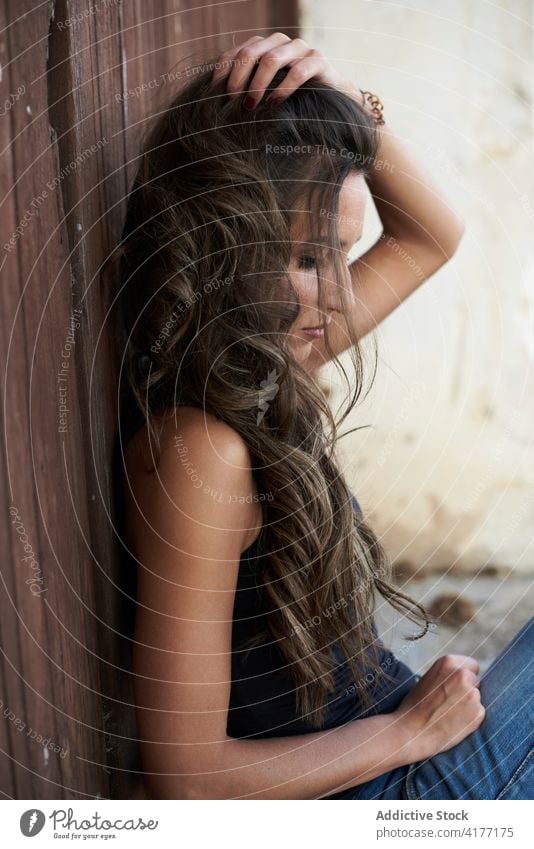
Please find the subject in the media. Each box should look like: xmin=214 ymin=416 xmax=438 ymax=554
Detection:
xmin=125 ymin=404 xmax=249 ymax=472
xmin=124 ymin=405 xmax=261 ymax=554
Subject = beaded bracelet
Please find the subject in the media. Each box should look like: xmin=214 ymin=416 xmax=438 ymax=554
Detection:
xmin=358 ymin=88 xmax=386 ymax=125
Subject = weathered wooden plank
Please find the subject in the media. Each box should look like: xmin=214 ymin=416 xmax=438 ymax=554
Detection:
xmin=44 ymin=0 xmax=140 ymax=800
xmin=2 ymin=0 xmax=112 ymax=798
xmin=0 ymin=0 xmax=297 ymax=801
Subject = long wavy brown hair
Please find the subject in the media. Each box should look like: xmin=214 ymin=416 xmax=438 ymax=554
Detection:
xmin=108 ymin=60 xmax=431 ymax=729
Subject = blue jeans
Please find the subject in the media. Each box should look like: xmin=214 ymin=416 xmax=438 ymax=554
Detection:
xmin=326 ymin=616 xmax=534 ymax=800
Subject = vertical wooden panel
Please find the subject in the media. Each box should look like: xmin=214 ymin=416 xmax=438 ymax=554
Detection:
xmin=0 ymin=0 xmax=297 ymax=800
xmin=269 ymin=0 xmax=300 ymax=33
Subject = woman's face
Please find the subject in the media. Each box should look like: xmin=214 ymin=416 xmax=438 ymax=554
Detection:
xmin=287 ymin=171 xmax=367 ymax=366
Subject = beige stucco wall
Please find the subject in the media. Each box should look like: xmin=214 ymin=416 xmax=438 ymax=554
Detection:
xmin=302 ymin=0 xmax=534 ymax=573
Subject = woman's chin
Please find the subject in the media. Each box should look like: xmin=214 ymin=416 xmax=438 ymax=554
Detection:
xmin=289 ymin=338 xmax=314 ymax=364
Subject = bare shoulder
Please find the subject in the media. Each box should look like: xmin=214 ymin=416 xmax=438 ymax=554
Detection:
xmin=157 ymin=404 xmax=252 ymax=472
xmin=126 ymin=406 xmax=262 ymax=782
xmin=123 ymin=405 xmax=261 ymax=558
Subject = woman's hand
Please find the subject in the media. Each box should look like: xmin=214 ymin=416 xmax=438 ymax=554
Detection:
xmin=211 ymin=32 xmax=360 ymax=109
xmin=393 ymin=654 xmax=486 ymax=762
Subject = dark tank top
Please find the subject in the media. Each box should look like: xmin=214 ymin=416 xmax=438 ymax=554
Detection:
xmin=226 ymin=492 xmax=418 ymax=747
xmin=117 ymin=405 xmax=417 ymax=779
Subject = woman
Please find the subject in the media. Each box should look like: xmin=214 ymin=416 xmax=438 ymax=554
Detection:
xmin=112 ymin=33 xmax=533 ymax=800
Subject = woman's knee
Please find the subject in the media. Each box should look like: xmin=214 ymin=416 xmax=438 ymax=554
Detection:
xmin=479 ymin=617 xmax=533 ymax=715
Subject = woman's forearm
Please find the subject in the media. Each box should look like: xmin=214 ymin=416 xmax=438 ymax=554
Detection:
xmin=150 ymin=711 xmax=417 ymax=800
xmin=358 ymin=92 xmax=465 ymax=259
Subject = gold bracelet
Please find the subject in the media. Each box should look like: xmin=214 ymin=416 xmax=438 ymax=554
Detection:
xmin=359 ymin=88 xmax=386 ymax=125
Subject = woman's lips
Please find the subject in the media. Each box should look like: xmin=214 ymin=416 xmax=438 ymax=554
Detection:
xmin=302 ymin=326 xmax=325 ymax=338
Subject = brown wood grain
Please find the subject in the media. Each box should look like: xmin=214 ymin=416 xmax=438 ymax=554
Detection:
xmin=0 ymin=0 xmax=297 ymax=800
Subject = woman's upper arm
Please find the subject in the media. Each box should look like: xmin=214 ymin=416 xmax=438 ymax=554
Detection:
xmin=125 ymin=410 xmax=257 ymax=798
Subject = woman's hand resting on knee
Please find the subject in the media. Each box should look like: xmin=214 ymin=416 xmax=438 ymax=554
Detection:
xmin=393 ymin=654 xmax=486 ymax=761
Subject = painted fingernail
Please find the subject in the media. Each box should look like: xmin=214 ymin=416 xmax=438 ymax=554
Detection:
xmin=265 ymin=94 xmax=276 ymax=107
xmin=244 ymin=95 xmax=256 ymax=110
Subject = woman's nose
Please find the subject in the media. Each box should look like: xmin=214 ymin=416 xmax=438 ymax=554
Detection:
xmin=324 ymin=289 xmax=345 ymax=315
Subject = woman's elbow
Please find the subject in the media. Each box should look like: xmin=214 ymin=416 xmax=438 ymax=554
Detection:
xmin=140 ymin=734 xmax=242 ymax=799
xmin=440 ymin=217 xmax=467 ymax=262
xmin=144 ymin=769 xmax=231 ymax=800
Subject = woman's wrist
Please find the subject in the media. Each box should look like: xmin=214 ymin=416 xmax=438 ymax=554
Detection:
xmin=388 ymin=709 xmax=424 ymax=766
xmin=358 ymin=89 xmax=386 ymax=125
xmin=350 ymin=711 xmax=423 ymax=776
xmin=391 ymin=704 xmax=430 ymax=763
xmin=337 ymin=80 xmax=386 ymax=125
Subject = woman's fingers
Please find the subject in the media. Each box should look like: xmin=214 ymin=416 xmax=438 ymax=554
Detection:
xmin=211 ymin=33 xmax=349 ymax=108
xmin=211 ymin=36 xmax=264 ymax=84
xmin=243 ymin=39 xmax=320 ymax=107
xmin=223 ymin=32 xmax=292 ymax=98
xmin=263 ymin=53 xmax=331 ymax=105
xmin=437 ymin=654 xmax=481 ymax=678
xmin=450 ymin=655 xmax=480 ymax=673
